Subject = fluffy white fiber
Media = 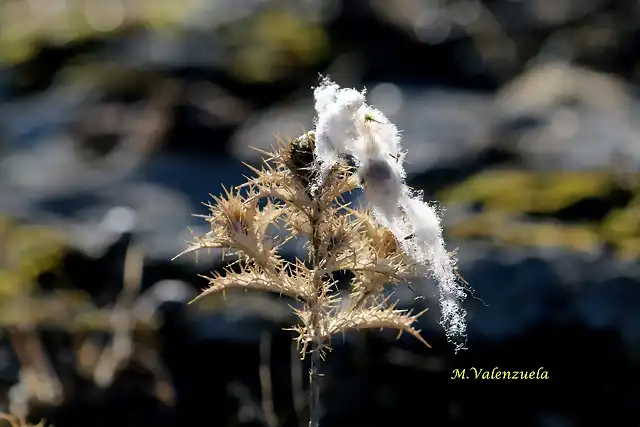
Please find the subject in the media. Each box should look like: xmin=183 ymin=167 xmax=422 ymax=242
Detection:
xmin=310 ymin=77 xmax=469 ymax=351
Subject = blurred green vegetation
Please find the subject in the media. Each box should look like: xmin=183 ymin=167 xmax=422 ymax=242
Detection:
xmin=438 ymin=170 xmax=640 ymax=260
xmin=0 ymin=217 xmax=65 ymax=299
xmin=0 ymin=215 xmax=163 ymax=332
xmin=0 ymin=0 xmax=198 ymax=64
xmin=0 ymin=0 xmax=329 ymax=83
xmin=439 ymin=170 xmax=619 ymax=213
xmin=225 ymin=9 xmax=329 ymax=83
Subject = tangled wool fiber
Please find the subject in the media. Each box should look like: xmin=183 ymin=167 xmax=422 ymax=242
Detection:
xmin=311 ymin=78 xmax=469 ymax=351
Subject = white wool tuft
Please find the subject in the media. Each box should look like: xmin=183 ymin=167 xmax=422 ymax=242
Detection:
xmin=311 ymin=80 xmax=366 ymax=192
xmin=309 ymin=77 xmax=469 ymax=350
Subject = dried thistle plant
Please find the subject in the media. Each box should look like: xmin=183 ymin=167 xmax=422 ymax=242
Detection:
xmin=175 ymin=78 xmax=471 ymax=427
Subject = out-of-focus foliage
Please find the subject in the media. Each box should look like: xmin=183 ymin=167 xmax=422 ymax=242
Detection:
xmin=0 ymin=0 xmax=330 ymax=83
xmin=438 ymin=170 xmax=640 ymax=259
xmin=0 ymin=215 xmax=159 ymax=340
xmin=440 ymin=170 xmax=618 ymax=213
xmin=225 ymin=9 xmax=329 ymax=83
xmin=0 ymin=0 xmax=199 ymax=64
xmin=0 ymin=217 xmax=65 ymax=299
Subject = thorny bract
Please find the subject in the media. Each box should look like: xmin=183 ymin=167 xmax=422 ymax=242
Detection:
xmin=175 ymin=78 xmax=470 ymax=357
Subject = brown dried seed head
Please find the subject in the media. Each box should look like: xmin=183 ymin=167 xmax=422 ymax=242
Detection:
xmin=285 ymin=132 xmax=317 ymax=190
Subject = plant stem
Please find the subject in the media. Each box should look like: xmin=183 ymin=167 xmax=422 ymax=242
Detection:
xmin=308 ymin=341 xmax=321 ymax=427
xmin=308 ymin=199 xmax=323 ymax=427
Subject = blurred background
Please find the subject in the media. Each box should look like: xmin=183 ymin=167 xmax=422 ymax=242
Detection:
xmin=0 ymin=0 xmax=639 ymax=426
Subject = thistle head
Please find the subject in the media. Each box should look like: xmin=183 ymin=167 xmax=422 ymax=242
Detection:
xmin=283 ymin=131 xmax=317 ymax=191
xmin=176 ymin=77 xmax=471 ymax=355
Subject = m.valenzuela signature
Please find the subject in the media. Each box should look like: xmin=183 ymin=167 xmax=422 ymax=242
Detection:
xmin=451 ymin=367 xmax=549 ymax=380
